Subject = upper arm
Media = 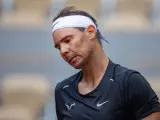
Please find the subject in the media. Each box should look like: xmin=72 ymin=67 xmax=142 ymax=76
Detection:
xmin=143 ymin=112 xmax=160 ymax=120
xmin=124 ymin=71 xmax=160 ymax=119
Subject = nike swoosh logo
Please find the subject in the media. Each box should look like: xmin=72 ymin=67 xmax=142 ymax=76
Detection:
xmin=97 ymin=100 xmax=108 ymax=107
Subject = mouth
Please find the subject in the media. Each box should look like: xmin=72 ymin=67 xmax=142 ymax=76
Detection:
xmin=68 ymin=56 xmax=77 ymax=64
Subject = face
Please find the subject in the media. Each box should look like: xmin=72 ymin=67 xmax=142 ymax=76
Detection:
xmin=52 ymin=26 xmax=96 ymax=69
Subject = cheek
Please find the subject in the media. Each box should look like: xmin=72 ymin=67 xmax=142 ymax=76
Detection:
xmin=73 ymin=42 xmax=91 ymax=58
xmin=74 ymin=35 xmax=88 ymax=49
xmin=71 ymin=34 xmax=91 ymax=56
xmin=72 ymin=39 xmax=86 ymax=54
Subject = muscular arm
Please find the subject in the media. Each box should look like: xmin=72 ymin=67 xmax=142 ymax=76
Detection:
xmin=144 ymin=112 xmax=160 ymax=120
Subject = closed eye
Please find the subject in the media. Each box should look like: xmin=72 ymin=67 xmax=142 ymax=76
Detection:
xmin=64 ymin=39 xmax=71 ymax=44
xmin=63 ymin=36 xmax=72 ymax=43
xmin=55 ymin=44 xmax=60 ymax=50
xmin=54 ymin=35 xmax=72 ymax=50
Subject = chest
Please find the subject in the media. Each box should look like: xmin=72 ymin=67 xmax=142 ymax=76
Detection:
xmin=59 ymin=89 xmax=128 ymax=120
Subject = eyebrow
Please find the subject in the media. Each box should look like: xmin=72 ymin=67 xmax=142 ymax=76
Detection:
xmin=54 ymin=35 xmax=72 ymax=48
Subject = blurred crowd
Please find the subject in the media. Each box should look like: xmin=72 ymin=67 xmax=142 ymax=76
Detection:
xmin=0 ymin=0 xmax=160 ymax=32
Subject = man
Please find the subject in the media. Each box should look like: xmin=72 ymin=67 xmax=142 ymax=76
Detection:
xmin=52 ymin=6 xmax=160 ymax=120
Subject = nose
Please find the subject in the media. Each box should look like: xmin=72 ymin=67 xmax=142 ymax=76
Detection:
xmin=60 ymin=44 xmax=69 ymax=57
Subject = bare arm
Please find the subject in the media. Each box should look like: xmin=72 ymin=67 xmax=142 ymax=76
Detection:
xmin=143 ymin=112 xmax=160 ymax=120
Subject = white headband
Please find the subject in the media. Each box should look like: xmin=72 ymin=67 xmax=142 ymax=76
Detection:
xmin=52 ymin=15 xmax=97 ymax=33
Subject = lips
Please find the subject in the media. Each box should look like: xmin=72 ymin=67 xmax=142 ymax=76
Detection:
xmin=68 ymin=56 xmax=76 ymax=64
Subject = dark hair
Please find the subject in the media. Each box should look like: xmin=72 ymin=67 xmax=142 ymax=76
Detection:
xmin=52 ymin=6 xmax=102 ymax=46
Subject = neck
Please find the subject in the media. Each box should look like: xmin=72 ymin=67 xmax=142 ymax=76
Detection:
xmin=81 ymin=44 xmax=109 ymax=87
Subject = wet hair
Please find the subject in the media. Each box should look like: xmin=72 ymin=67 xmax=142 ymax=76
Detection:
xmin=52 ymin=6 xmax=102 ymax=46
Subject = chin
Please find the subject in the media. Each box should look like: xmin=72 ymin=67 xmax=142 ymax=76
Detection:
xmin=71 ymin=63 xmax=82 ymax=69
xmin=73 ymin=65 xmax=82 ymax=69
xmin=71 ymin=60 xmax=84 ymax=69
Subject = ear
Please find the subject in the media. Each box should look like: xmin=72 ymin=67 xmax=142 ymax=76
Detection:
xmin=85 ymin=25 xmax=96 ymax=40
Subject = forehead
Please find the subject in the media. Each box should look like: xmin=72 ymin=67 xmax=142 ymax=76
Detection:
xmin=52 ymin=28 xmax=81 ymax=42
